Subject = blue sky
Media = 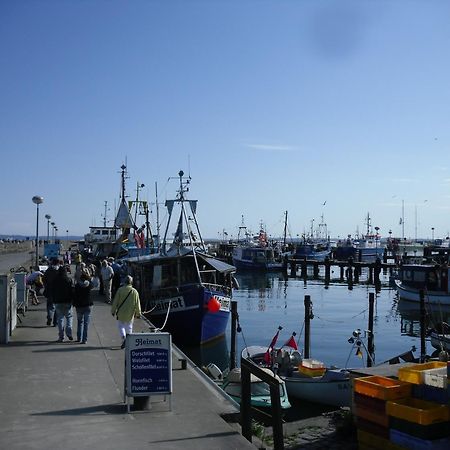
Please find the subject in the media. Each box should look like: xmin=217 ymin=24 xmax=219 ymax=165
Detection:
xmin=1 ymin=1 xmax=450 ymax=241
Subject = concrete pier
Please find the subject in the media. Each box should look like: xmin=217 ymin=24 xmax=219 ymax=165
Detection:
xmin=0 ymin=289 xmax=255 ymax=450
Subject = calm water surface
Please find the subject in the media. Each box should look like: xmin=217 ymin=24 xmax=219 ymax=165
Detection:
xmin=181 ymin=268 xmax=446 ymax=372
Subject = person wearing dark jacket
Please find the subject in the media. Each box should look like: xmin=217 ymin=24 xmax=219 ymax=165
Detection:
xmin=73 ymin=274 xmax=93 ymax=344
xmin=53 ymin=266 xmax=74 ymax=342
xmin=43 ymin=258 xmax=60 ymax=326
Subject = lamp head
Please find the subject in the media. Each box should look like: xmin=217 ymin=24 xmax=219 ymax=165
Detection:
xmin=32 ymin=196 xmax=43 ymax=205
xmin=45 ymin=214 xmax=51 ymax=220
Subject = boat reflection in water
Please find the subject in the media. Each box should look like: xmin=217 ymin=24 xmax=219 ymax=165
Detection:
xmin=179 ymin=335 xmax=230 ymax=372
xmin=396 ymin=299 xmax=450 ymax=355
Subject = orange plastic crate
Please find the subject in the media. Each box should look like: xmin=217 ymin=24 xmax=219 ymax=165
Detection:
xmin=386 ymin=397 xmax=449 ymax=425
xmin=354 ymin=375 xmax=412 ymax=400
xmin=397 ymin=361 xmax=447 ymax=385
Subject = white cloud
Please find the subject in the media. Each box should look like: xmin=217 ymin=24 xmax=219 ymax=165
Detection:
xmin=243 ymin=143 xmax=298 ymax=152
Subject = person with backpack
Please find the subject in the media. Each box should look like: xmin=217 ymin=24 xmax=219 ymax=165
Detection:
xmin=110 ymin=275 xmax=141 ymax=349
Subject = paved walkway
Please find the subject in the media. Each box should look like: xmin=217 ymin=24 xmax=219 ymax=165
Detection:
xmin=0 ymin=289 xmax=256 ymax=450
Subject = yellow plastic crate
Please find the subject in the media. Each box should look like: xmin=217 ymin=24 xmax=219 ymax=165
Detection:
xmin=397 ymin=361 xmax=447 ymax=385
xmin=354 ymin=375 xmax=412 ymax=400
xmin=386 ymin=397 xmax=449 ymax=425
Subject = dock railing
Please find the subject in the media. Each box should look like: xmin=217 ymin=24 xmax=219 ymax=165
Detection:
xmin=241 ymin=356 xmax=284 ymax=449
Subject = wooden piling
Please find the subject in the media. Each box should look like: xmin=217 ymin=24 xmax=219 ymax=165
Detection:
xmin=367 ymin=292 xmax=375 ymax=367
xmin=420 ymin=289 xmax=426 ymax=363
xmin=304 ymin=295 xmax=311 ymax=359
xmin=230 ymin=301 xmax=237 ymax=370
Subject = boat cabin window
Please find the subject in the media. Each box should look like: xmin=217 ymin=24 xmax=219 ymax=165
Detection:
xmin=153 ymin=263 xmax=178 ymax=289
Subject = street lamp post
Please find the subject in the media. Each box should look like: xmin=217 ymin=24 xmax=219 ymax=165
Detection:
xmin=32 ymin=196 xmax=44 ymax=267
xmin=66 ymin=229 xmax=69 ymax=247
xmin=51 ymin=222 xmax=55 ymax=243
xmin=375 ymin=226 xmax=380 ymax=253
xmin=45 ymin=214 xmax=51 ymax=243
xmin=431 ymin=227 xmax=435 ymax=242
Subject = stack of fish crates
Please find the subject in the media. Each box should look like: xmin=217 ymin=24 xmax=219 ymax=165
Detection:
xmin=388 ymin=361 xmax=449 ymax=449
xmin=354 ymin=361 xmax=450 ymax=450
xmin=354 ymin=375 xmax=412 ymax=449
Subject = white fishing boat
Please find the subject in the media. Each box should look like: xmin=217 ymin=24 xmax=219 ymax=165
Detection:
xmin=242 ymin=345 xmax=351 ymax=408
xmin=395 ymin=263 xmax=450 ymax=305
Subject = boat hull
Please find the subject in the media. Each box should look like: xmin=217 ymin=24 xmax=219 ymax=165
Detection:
xmin=282 ymin=370 xmax=351 ymax=407
xmin=395 ymin=280 xmax=450 ymax=305
xmin=232 ymin=258 xmax=284 ymax=272
xmin=357 ymin=247 xmax=384 ymax=263
xmin=143 ymin=284 xmax=231 ymax=345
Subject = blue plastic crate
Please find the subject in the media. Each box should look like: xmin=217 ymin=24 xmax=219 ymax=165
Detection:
xmin=412 ymin=384 xmax=449 ymax=405
xmin=390 ymin=428 xmax=450 ymax=450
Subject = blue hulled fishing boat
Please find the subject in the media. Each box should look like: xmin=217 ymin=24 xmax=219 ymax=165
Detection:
xmin=126 ymin=171 xmax=236 ymax=345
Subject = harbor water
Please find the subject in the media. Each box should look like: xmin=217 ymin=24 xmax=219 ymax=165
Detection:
xmin=180 ymin=267 xmax=442 ymax=373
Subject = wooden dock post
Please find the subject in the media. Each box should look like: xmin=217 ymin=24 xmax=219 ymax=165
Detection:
xmin=420 ymin=289 xmax=426 ymax=363
xmin=230 ymin=301 xmax=237 ymax=370
xmin=367 ymin=292 xmax=375 ymax=367
xmin=301 ymin=258 xmax=307 ymax=279
xmin=354 ymin=265 xmax=360 ymax=282
xmin=290 ymin=260 xmax=296 ymax=277
xmin=340 ymin=265 xmax=345 ymax=281
xmin=368 ymin=266 xmax=373 ymax=284
xmin=304 ymin=295 xmax=312 ymax=359
xmin=347 ymin=257 xmax=353 ymax=283
xmin=313 ymin=261 xmax=319 ymax=278
xmin=374 ymin=258 xmax=381 ymax=284
xmin=324 ymin=257 xmax=330 ymax=283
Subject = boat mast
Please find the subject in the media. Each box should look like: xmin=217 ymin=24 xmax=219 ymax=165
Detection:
xmin=162 ymin=170 xmax=206 ymax=254
xmin=155 ymin=181 xmax=160 ymax=251
xmin=102 ymin=201 xmax=108 ymax=227
xmin=283 ymin=211 xmax=288 ymax=247
xmin=401 ymin=199 xmax=405 ymax=241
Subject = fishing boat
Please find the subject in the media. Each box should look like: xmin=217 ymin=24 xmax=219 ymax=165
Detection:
xmin=355 ymin=213 xmax=384 ymax=262
xmin=126 ymin=170 xmax=237 ymax=346
xmin=215 ymin=366 xmax=291 ymax=411
xmin=292 ymin=215 xmax=332 ymax=262
xmin=232 ymin=220 xmax=286 ymax=271
xmin=242 ymin=344 xmax=351 ymax=408
xmin=83 ymin=165 xmax=153 ymax=261
xmin=292 ymin=240 xmax=331 ymax=261
xmin=394 ymin=263 xmax=450 ymax=305
xmin=333 ymin=235 xmax=357 ymax=261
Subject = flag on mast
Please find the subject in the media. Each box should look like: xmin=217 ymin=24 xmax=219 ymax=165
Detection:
xmin=283 ymin=332 xmax=298 ymax=350
xmin=263 ymin=326 xmax=282 ymax=364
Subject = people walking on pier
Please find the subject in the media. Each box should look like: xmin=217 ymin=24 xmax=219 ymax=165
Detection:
xmin=26 ymin=267 xmax=43 ymax=305
xmin=73 ymin=273 xmax=93 ymax=344
xmin=109 ymin=257 xmax=122 ymax=297
xmin=53 ymin=266 xmax=74 ymax=342
xmin=111 ymin=275 xmax=141 ymax=349
xmin=43 ymin=257 xmax=60 ymax=326
xmin=101 ymin=259 xmax=114 ymax=304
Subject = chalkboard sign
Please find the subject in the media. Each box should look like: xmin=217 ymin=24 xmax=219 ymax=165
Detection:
xmin=125 ymin=332 xmax=172 ymax=397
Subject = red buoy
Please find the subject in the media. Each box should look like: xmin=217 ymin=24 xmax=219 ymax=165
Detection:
xmin=207 ymin=296 xmax=221 ymax=313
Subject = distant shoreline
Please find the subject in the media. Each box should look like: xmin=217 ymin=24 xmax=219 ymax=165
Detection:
xmin=0 ymin=241 xmax=33 ymax=255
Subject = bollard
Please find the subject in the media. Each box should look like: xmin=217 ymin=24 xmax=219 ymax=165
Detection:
xmin=134 ymin=396 xmax=151 ymax=410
